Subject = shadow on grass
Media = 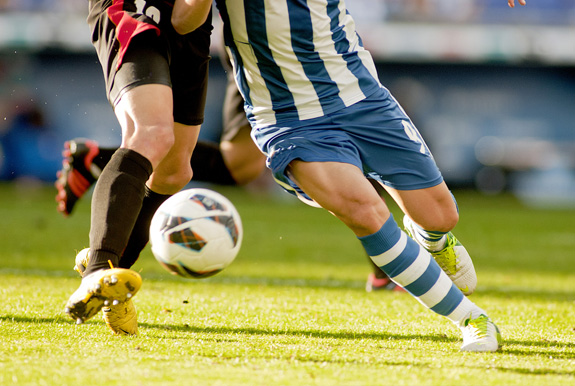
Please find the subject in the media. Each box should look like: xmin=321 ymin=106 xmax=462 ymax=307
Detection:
xmin=142 ymin=322 xmax=575 ymax=356
xmin=142 ymin=321 xmax=460 ymax=344
xmin=489 ymin=366 xmax=575 ymax=377
xmin=1 ymin=313 xmax=459 ymax=353
xmin=0 ymin=313 xmax=454 ymax=344
xmin=3 ymin=314 xmax=575 ymax=372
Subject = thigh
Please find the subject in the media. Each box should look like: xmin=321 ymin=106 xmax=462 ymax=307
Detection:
xmin=114 ymin=83 xmax=174 ymax=166
xmin=287 ymin=161 xmax=390 ymax=237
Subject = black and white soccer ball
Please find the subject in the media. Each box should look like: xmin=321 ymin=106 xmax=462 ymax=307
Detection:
xmin=149 ymin=188 xmax=243 ymax=279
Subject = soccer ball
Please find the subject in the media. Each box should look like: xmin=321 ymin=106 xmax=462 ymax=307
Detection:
xmin=149 ymin=188 xmax=243 ymax=278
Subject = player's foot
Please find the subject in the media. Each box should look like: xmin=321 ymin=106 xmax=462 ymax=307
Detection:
xmin=55 ymin=138 xmax=101 ymax=216
xmin=459 ymin=313 xmax=501 ymax=352
xmin=365 ymin=273 xmax=405 ymax=292
xmin=71 ymin=248 xmax=139 ymax=334
xmin=403 ymin=216 xmax=477 ymax=296
xmin=64 ymin=268 xmax=141 ymax=325
xmin=103 ymin=299 xmax=138 ymax=335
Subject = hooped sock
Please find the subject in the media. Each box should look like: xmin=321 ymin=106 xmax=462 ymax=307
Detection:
xmin=359 ymin=214 xmax=481 ymax=324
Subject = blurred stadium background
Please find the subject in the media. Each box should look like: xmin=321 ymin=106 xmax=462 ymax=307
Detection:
xmin=0 ymin=0 xmax=574 ymax=207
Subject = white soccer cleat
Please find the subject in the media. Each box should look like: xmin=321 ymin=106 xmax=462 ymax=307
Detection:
xmin=459 ymin=314 xmax=501 ymax=352
xmin=403 ymin=216 xmax=477 ymax=295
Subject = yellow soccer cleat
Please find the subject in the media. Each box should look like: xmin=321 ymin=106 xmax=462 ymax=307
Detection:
xmin=69 ymin=248 xmax=139 ymax=334
xmin=103 ymin=299 xmax=138 ymax=335
xmin=65 ymin=267 xmax=141 ymax=324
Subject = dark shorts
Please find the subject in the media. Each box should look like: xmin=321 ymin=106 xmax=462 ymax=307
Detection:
xmin=87 ymin=0 xmax=212 ymax=125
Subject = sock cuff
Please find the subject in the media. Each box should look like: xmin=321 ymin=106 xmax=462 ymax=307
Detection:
xmin=112 ymin=148 xmax=153 ymax=181
xmin=358 ymin=214 xmax=401 ymax=256
xmin=407 ymin=217 xmax=446 ymax=243
xmin=144 ymin=185 xmax=172 ymax=201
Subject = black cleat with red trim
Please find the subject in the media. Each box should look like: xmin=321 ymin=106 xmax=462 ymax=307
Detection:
xmin=55 ymin=139 xmax=101 ymax=216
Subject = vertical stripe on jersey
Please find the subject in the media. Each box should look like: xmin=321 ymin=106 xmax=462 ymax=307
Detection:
xmin=218 ymin=0 xmax=383 ymax=127
xmin=245 ymin=0 xmax=299 ymax=122
xmin=286 ymin=0 xmax=346 ymax=114
xmin=359 ymin=215 xmax=464 ymax=317
xmin=327 ymin=1 xmax=379 ymax=96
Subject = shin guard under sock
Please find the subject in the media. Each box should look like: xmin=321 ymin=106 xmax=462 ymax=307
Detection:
xmin=359 ymin=215 xmax=478 ymax=324
xmin=119 ymin=187 xmax=171 ymax=269
xmin=84 ymin=148 xmax=152 ymax=276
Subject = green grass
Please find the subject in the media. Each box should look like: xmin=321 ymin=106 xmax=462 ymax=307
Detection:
xmin=0 ymin=182 xmax=574 ymax=386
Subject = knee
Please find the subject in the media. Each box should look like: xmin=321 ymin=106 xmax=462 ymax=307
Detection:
xmin=420 ymin=208 xmax=459 ymax=233
xmin=125 ymin=123 xmax=176 ymax=167
xmin=147 ymin=126 xmax=176 ymax=163
xmin=437 ymin=210 xmax=459 ymax=232
xmin=148 ymin=158 xmax=193 ymax=194
xmin=150 ymin=168 xmax=192 ymax=194
xmin=334 ymin=197 xmax=389 ymax=237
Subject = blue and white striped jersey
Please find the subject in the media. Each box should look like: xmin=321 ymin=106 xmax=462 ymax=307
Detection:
xmin=215 ymin=0 xmax=383 ymax=128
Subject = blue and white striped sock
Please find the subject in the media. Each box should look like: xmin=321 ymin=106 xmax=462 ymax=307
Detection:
xmin=359 ymin=214 xmax=480 ymax=324
xmin=405 ymin=217 xmax=447 ymax=252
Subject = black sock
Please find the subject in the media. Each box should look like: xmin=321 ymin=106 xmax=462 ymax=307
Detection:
xmin=119 ymin=187 xmax=171 ymax=269
xmin=84 ymin=148 xmax=153 ymax=276
xmin=191 ymin=141 xmax=236 ymax=185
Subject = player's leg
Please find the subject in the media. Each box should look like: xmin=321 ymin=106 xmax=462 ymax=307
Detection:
xmin=287 ymin=160 xmax=500 ymax=351
xmin=355 ymin=88 xmax=477 ymax=296
xmin=364 ymin=179 xmax=403 ymax=292
xmin=67 ymin=118 xmax=199 ymax=330
xmin=218 ymin=72 xmax=267 ymax=185
xmin=220 ymin=125 xmax=266 ymax=185
xmin=382 ymin=174 xmax=477 ymax=295
xmin=117 ymin=12 xmax=212 ymax=271
xmin=86 ymin=83 xmax=176 ymax=271
xmin=65 ymin=82 xmax=173 ymax=324
xmin=119 ymin=121 xmax=200 ymax=269
xmin=65 ymin=18 xmax=178 ymax=323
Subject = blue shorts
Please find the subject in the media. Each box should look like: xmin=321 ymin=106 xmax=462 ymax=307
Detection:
xmin=252 ymin=87 xmax=443 ymax=202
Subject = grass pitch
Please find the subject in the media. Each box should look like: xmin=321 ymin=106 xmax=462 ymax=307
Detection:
xmin=0 ymin=182 xmax=574 ymax=386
